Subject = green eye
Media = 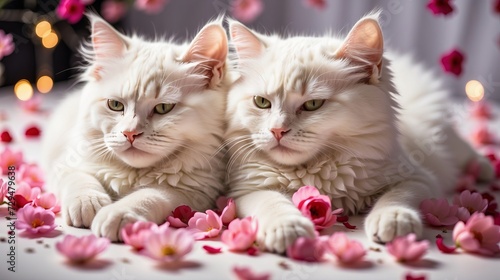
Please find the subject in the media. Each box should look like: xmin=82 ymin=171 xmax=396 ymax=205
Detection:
xmin=253 ymin=96 xmax=271 ymax=109
xmin=107 ymin=100 xmax=124 ymax=111
xmin=302 ymin=99 xmax=325 ymax=111
xmin=154 ymin=103 xmax=175 ymax=115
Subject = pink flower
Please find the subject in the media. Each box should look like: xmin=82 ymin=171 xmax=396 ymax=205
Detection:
xmin=495 ymin=0 xmax=500 ymax=14
xmin=0 ymin=30 xmax=14 ymax=60
xmin=188 ymin=210 xmax=222 ymax=240
xmin=1 ymin=130 xmax=13 ymax=143
xmin=102 ymin=0 xmax=127 ymax=23
xmin=427 ymin=0 xmax=454 ymax=16
xmin=217 ymin=196 xmax=237 ymax=225
xmin=233 ymin=266 xmax=270 ymax=280
xmin=387 ymin=234 xmax=429 ymax=262
xmin=440 ymin=49 xmax=464 ymax=76
xmin=292 ymin=186 xmax=338 ymax=230
xmin=56 ymin=234 xmax=110 ymax=263
xmin=135 ymin=0 xmax=169 ymax=14
xmin=286 ymin=236 xmax=326 ymax=262
xmin=470 ymin=101 xmax=492 ymax=119
xmin=0 ymin=147 xmax=24 ymax=175
xmin=11 ymin=182 xmax=41 ymax=210
xmin=304 ymin=0 xmax=326 ymax=10
xmin=18 ymin=163 xmax=45 ymax=189
xmin=167 ymin=205 xmax=196 ymax=228
xmin=20 ymin=95 xmax=42 ymax=113
xmin=471 ymin=126 xmax=496 ymax=146
xmin=33 ymin=192 xmax=60 ymax=214
xmin=326 ymin=232 xmax=366 ymax=264
xmin=16 ymin=204 xmax=56 ymax=234
xmin=453 ymin=190 xmax=488 ymax=222
xmin=453 ymin=212 xmax=500 ymax=255
xmin=230 ymin=0 xmax=263 ymax=23
xmin=419 ymin=198 xmax=459 ymax=226
xmin=143 ymin=226 xmax=194 ymax=262
xmin=121 ymin=220 xmax=159 ymax=250
xmin=221 ymin=217 xmax=258 ymax=251
xmin=56 ymin=0 xmax=85 ymax=24
xmin=0 ymin=179 xmax=8 ymax=204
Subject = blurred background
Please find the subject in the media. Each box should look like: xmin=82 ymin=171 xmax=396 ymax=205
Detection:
xmin=0 ymin=0 xmax=499 ymax=102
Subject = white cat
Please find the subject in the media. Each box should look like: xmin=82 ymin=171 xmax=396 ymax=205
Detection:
xmin=224 ymin=12 xmax=494 ymax=253
xmin=41 ymin=15 xmax=230 ymax=241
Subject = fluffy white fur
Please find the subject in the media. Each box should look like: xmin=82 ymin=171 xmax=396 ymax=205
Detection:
xmin=225 ymin=13 xmax=494 ymax=253
xmin=41 ymin=15 xmax=230 ymax=241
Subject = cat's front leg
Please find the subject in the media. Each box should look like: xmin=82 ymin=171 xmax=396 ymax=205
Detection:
xmin=59 ymin=171 xmax=112 ymax=228
xmin=235 ymin=190 xmax=316 ymax=254
xmin=364 ymin=178 xmax=435 ymax=243
xmin=91 ymin=187 xmax=196 ymax=241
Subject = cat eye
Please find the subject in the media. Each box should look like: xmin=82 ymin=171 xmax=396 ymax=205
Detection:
xmin=254 ymin=96 xmax=271 ymax=109
xmin=302 ymin=99 xmax=325 ymax=111
xmin=154 ymin=103 xmax=175 ymax=115
xmin=107 ymin=100 xmax=124 ymax=111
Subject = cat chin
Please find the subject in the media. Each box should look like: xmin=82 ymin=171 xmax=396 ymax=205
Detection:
xmin=266 ymin=147 xmax=313 ymax=166
xmin=116 ymin=149 xmax=161 ymax=169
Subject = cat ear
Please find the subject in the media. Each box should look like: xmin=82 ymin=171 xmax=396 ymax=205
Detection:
xmin=335 ymin=16 xmax=384 ymax=83
xmin=89 ymin=15 xmax=128 ymax=80
xmin=181 ymin=21 xmax=228 ymax=88
xmin=228 ymin=20 xmax=265 ymax=60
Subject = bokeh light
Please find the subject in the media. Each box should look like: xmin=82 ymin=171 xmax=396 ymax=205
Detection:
xmin=37 ymin=75 xmax=53 ymax=94
xmin=465 ymin=80 xmax=484 ymax=102
xmin=14 ymin=79 xmax=34 ymax=101
xmin=42 ymin=31 xmax=58 ymax=49
xmin=35 ymin=20 xmax=51 ymax=38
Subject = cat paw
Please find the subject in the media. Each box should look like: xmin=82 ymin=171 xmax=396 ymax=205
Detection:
xmin=365 ymin=206 xmax=422 ymax=243
xmin=91 ymin=204 xmax=145 ymax=241
xmin=258 ymin=214 xmax=316 ymax=254
xmin=63 ymin=190 xmax=112 ymax=228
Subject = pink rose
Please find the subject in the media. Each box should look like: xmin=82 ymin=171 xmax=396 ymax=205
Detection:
xmin=292 ymin=186 xmax=338 ymax=230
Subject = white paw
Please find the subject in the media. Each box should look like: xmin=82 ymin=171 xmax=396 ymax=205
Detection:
xmin=365 ymin=206 xmax=422 ymax=243
xmin=63 ymin=190 xmax=112 ymax=228
xmin=258 ymin=214 xmax=316 ymax=254
xmin=91 ymin=204 xmax=145 ymax=241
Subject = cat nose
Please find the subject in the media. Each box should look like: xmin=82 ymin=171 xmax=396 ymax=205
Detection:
xmin=122 ymin=130 xmax=143 ymax=143
xmin=270 ymin=128 xmax=290 ymax=141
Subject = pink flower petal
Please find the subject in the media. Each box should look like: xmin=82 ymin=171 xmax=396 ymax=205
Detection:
xmin=56 ymin=234 xmax=110 ymax=263
xmin=233 ymin=266 xmax=270 ymax=280
xmin=440 ymin=48 xmax=464 ymax=77
xmin=1 ymin=130 xmax=13 ymax=143
xmin=427 ymin=0 xmax=454 ymax=16
xmin=25 ymin=125 xmax=41 ymax=138
xmin=202 ymin=245 xmax=222 ymax=254
xmin=230 ymin=0 xmax=264 ymax=23
xmin=435 ymin=234 xmax=457 ymax=254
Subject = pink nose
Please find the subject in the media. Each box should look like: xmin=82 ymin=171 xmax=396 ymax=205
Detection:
xmin=122 ymin=130 xmax=143 ymax=143
xmin=270 ymin=128 xmax=290 ymax=141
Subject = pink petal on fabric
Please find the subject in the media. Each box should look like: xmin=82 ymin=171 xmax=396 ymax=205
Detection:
xmin=286 ymin=236 xmax=325 ymax=262
xmin=1 ymin=130 xmax=13 ymax=143
xmin=221 ymin=217 xmax=258 ymax=251
xmin=435 ymin=234 xmax=456 ymax=254
xmin=326 ymin=232 xmax=366 ymax=264
xmin=33 ymin=192 xmax=60 ymax=214
xmin=121 ymin=221 xmax=158 ymax=250
xmin=220 ymin=198 xmax=237 ymax=225
xmin=143 ymin=226 xmax=194 ymax=262
xmin=233 ymin=266 xmax=270 ymax=280
xmin=187 ymin=210 xmax=222 ymax=240
xmin=202 ymin=245 xmax=222 ymax=254
xmin=405 ymin=272 xmax=427 ymax=280
xmin=387 ymin=233 xmax=429 ymax=262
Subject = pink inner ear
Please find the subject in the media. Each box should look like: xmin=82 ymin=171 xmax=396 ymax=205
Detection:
xmin=90 ymin=19 xmax=127 ymax=80
xmin=230 ymin=22 xmax=264 ymax=59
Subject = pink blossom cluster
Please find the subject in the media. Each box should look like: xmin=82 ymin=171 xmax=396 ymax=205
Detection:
xmin=420 ymin=189 xmax=495 ymax=227
xmin=56 ymin=0 xmax=170 ymax=24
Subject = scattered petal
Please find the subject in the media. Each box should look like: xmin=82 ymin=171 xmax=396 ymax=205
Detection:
xmin=202 ymin=245 xmax=222 ymax=254
xmin=25 ymin=125 xmax=41 ymax=138
xmin=187 ymin=210 xmax=223 ymax=240
xmin=435 ymin=234 xmax=457 ymax=253
xmin=56 ymin=234 xmax=110 ymax=263
xmin=233 ymin=266 xmax=270 ymax=280
xmin=220 ymin=197 xmax=237 ymax=226
xmin=1 ymin=130 xmax=13 ymax=143
xmin=286 ymin=236 xmax=325 ymax=262
xmin=221 ymin=217 xmax=258 ymax=251
xmin=167 ymin=205 xmax=196 ymax=228
xmin=121 ymin=221 xmax=159 ymax=250
xmin=471 ymin=126 xmax=496 ymax=146
xmin=405 ymin=272 xmax=427 ymax=280
xmin=247 ymin=246 xmax=259 ymax=256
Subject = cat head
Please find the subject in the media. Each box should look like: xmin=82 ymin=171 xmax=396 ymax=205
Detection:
xmin=79 ymin=15 xmax=228 ymax=168
xmin=226 ymin=13 xmax=398 ymax=167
